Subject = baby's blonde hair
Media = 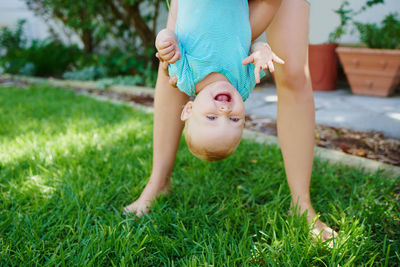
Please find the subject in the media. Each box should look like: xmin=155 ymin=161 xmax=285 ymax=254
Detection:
xmin=184 ymin=121 xmax=239 ymax=162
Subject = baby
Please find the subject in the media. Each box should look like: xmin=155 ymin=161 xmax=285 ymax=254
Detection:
xmin=156 ymin=0 xmax=284 ymax=161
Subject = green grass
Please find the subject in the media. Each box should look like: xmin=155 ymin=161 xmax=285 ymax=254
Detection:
xmin=0 ymin=85 xmax=399 ymax=266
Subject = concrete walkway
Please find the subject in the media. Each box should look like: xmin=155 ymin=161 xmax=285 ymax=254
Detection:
xmin=245 ymin=83 xmax=400 ymax=139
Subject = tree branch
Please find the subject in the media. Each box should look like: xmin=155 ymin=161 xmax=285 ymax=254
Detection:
xmin=126 ymin=2 xmax=155 ymax=46
xmin=152 ymin=0 xmax=162 ymax=36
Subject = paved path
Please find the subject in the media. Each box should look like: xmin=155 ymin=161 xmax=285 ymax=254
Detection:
xmin=245 ymin=83 xmax=400 ymax=139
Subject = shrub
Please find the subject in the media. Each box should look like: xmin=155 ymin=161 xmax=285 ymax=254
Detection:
xmin=0 ymin=20 xmax=84 ymax=76
xmin=63 ymin=65 xmax=108 ymax=81
xmin=96 ymin=49 xmax=157 ymax=87
xmin=62 ymin=52 xmax=157 ymax=87
xmin=329 ymin=0 xmax=386 ymax=43
xmin=96 ymin=75 xmax=145 ymax=90
xmin=24 ymin=0 xmax=163 ymax=69
xmin=0 ymin=20 xmax=28 ymax=74
xmin=19 ymin=62 xmax=36 ymax=76
xmin=355 ymin=13 xmax=400 ymax=49
xmin=98 ymin=48 xmax=145 ymax=77
xmin=24 ymin=39 xmax=82 ymax=76
xmin=1 ymin=20 xmax=157 ymax=86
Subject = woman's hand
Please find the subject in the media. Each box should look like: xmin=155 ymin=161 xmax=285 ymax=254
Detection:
xmin=242 ymin=42 xmax=285 ymax=83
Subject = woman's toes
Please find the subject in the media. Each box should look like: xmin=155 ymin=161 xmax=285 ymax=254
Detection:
xmin=309 ymin=220 xmax=338 ymax=246
xmin=123 ymin=200 xmax=151 ymax=217
xmin=322 ymin=227 xmax=337 ymax=241
xmin=135 ymin=206 xmax=149 ymax=217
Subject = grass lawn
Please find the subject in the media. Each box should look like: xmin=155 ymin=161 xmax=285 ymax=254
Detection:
xmin=0 ymin=85 xmax=399 ymax=266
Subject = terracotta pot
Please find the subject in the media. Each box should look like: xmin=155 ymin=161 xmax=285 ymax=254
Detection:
xmin=308 ymin=43 xmax=338 ymax=91
xmin=336 ymin=47 xmax=400 ymax=97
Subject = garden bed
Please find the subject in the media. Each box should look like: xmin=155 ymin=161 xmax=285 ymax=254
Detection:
xmin=245 ymin=115 xmax=400 ymax=167
xmin=5 ymin=76 xmax=400 ymax=166
xmin=1 ymin=75 xmax=399 ymax=167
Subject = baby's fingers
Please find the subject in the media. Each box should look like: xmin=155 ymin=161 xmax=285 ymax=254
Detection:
xmin=169 ymin=75 xmax=178 ymax=88
xmin=157 ymin=41 xmax=172 ymax=50
xmin=242 ymin=55 xmax=254 ymax=65
xmin=262 ymin=63 xmax=268 ymax=71
xmin=168 ymin=50 xmax=181 ymax=64
xmin=156 ymin=52 xmax=161 ymax=61
xmin=272 ymin=53 xmax=285 ymax=64
xmin=254 ymin=65 xmax=261 ymax=84
xmin=268 ymin=61 xmax=275 ymax=73
xmin=161 ymin=50 xmax=176 ymax=61
xmin=158 ymin=44 xmax=175 ymax=56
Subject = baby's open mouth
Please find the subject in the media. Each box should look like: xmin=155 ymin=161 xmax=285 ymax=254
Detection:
xmin=214 ymin=92 xmax=232 ymax=102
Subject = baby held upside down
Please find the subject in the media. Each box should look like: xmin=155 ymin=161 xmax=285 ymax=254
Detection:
xmin=155 ymin=0 xmax=284 ymax=161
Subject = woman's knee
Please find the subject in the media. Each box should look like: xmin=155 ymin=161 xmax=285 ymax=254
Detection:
xmin=274 ymin=62 xmax=314 ymax=103
xmin=275 ymin=62 xmax=310 ymax=91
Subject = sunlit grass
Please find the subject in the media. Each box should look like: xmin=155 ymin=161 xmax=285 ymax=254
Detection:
xmin=0 ymin=85 xmax=399 ymax=266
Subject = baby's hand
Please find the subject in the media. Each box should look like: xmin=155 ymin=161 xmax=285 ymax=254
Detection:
xmin=242 ymin=42 xmax=285 ymax=84
xmin=155 ymin=29 xmax=181 ymax=64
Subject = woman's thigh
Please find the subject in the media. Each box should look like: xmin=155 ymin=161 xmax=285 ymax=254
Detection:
xmin=248 ymin=0 xmax=282 ymax=41
xmin=266 ymin=0 xmax=310 ymax=81
xmin=152 ymin=0 xmax=188 ymax=168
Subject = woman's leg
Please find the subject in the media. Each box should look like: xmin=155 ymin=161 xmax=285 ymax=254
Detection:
xmin=266 ymin=0 xmax=336 ymax=241
xmin=248 ymin=0 xmax=282 ymax=41
xmin=124 ymin=0 xmax=189 ymax=216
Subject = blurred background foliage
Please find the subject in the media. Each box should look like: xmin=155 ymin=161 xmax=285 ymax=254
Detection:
xmin=0 ymin=0 xmax=166 ymax=87
xmin=355 ymin=13 xmax=400 ymax=49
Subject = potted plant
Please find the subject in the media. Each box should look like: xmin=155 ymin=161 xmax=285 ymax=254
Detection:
xmin=308 ymin=43 xmax=338 ymax=92
xmin=331 ymin=0 xmax=400 ymax=97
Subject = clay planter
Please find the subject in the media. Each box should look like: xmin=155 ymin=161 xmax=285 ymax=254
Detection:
xmin=308 ymin=43 xmax=338 ymax=91
xmin=336 ymin=47 xmax=400 ymax=97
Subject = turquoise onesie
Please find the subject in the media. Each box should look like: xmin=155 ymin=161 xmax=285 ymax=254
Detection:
xmin=168 ymin=0 xmax=263 ymax=101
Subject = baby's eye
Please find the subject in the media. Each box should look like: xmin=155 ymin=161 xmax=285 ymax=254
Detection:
xmin=230 ymin=118 xmax=240 ymax=122
xmin=207 ymin=115 xmax=217 ymax=120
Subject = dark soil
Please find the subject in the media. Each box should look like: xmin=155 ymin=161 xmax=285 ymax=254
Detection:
xmin=245 ymin=114 xmax=400 ymax=166
xmin=83 ymin=88 xmax=155 ymax=106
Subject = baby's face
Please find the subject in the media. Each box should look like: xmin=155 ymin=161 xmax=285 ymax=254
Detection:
xmin=181 ymin=81 xmax=245 ymax=156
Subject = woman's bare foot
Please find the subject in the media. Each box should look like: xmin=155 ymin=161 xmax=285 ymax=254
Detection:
xmin=123 ymin=178 xmax=171 ymax=217
xmin=309 ymin=217 xmax=337 ymax=245
xmin=291 ymin=202 xmax=338 ymax=244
